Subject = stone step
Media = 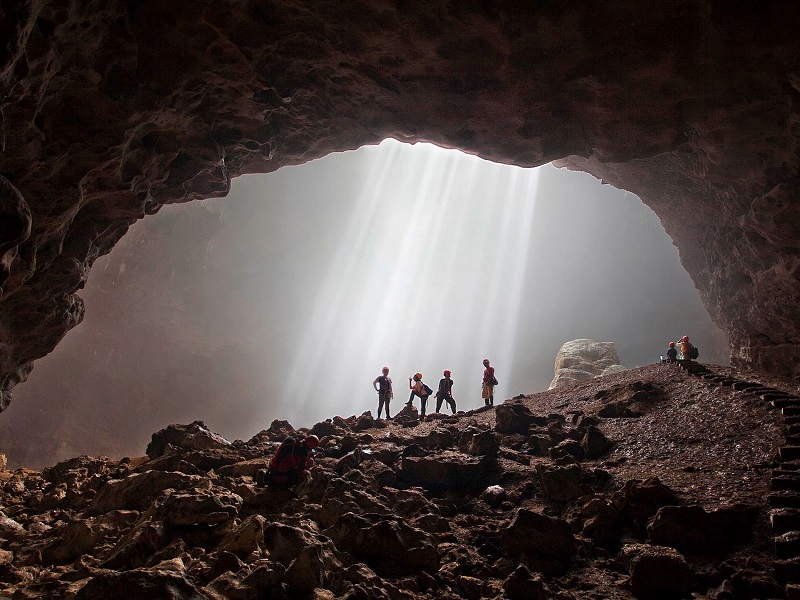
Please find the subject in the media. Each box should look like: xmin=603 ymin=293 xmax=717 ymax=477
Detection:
xmin=781 ymin=447 xmax=800 ymax=462
xmin=772 ymin=509 xmax=800 ymax=535
xmin=789 ymin=583 xmax=800 ymax=600
xmin=765 ymin=391 xmax=795 ymax=401
xmin=787 ymin=437 xmax=800 ymax=447
xmin=770 ymin=492 xmax=800 ymax=508
xmin=774 ymin=558 xmax=800 ymax=582
xmin=774 ymin=469 xmax=800 ymax=478
xmin=784 ymin=407 xmax=800 ymax=417
xmin=787 ymin=425 xmax=800 ymax=436
xmin=773 ymin=398 xmax=800 ymax=409
xmin=732 ymin=381 xmax=761 ymax=391
xmin=775 ymin=531 xmax=800 ymax=559
xmin=772 ymin=478 xmax=800 ymax=492
xmin=786 ymin=416 xmax=800 ymax=427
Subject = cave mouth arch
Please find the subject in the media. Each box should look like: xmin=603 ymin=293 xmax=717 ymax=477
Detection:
xmin=0 ymin=1 xmax=798 ymax=418
xmin=0 ymin=141 xmax=727 ymax=468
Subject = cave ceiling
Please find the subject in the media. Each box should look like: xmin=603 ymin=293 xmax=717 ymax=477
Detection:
xmin=0 ymin=0 xmax=799 ymax=410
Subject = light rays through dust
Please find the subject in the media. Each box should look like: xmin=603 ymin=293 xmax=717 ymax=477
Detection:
xmin=284 ymin=139 xmax=540 ymax=422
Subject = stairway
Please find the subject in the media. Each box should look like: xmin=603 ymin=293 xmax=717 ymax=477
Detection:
xmin=672 ymin=360 xmax=800 ymax=598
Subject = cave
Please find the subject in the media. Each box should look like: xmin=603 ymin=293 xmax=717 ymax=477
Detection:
xmin=1 ymin=0 xmax=799 ymax=415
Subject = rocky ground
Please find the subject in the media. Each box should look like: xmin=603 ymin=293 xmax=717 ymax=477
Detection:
xmin=0 ymin=361 xmax=797 ymax=599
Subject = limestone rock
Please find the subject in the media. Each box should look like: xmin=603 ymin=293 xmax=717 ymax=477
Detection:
xmin=549 ymin=339 xmax=626 ymax=389
xmin=146 ymin=422 xmax=231 ymax=459
xmin=161 ymin=486 xmax=242 ymax=527
xmin=501 ymin=509 xmax=575 ymax=558
xmin=74 ymin=568 xmax=211 ymax=600
xmin=620 ymin=543 xmax=691 ymax=598
xmin=90 ymin=471 xmax=202 ymax=513
xmin=399 ymin=452 xmax=495 ymax=490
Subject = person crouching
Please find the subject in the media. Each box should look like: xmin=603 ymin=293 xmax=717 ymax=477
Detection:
xmin=266 ymin=434 xmax=320 ymax=486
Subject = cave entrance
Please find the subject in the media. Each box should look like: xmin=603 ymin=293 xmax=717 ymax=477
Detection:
xmin=0 ymin=140 xmax=726 ymax=468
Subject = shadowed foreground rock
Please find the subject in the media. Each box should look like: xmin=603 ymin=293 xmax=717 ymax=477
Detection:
xmin=0 ymin=363 xmax=790 ymax=598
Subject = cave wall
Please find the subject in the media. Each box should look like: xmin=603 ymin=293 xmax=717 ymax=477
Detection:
xmin=0 ymin=0 xmax=799 ymax=410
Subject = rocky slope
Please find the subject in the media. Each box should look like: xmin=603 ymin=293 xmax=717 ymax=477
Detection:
xmin=1 ymin=1 xmax=800 ymax=412
xmin=1 ymin=362 xmax=798 ymax=599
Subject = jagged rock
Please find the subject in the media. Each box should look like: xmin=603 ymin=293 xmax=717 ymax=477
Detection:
xmin=581 ymin=498 xmax=620 ymax=547
xmin=423 ymin=428 xmax=455 ymax=449
xmin=458 ymin=429 xmax=499 ymax=457
xmin=146 ymin=422 xmax=231 ymax=459
xmin=527 ymin=434 xmax=552 ymax=456
xmin=399 ymin=452 xmax=495 ymax=490
xmin=647 ymin=504 xmax=758 ymax=552
xmin=495 ymin=403 xmax=537 ymax=434
xmin=503 ymin=565 xmax=551 ymax=600
xmin=101 ymin=518 xmax=167 ymax=570
xmin=205 ymin=563 xmax=285 ymax=600
xmin=42 ymin=455 xmax=111 ymax=484
xmin=550 ymin=439 xmax=584 ymax=462
xmin=0 ymin=454 xmax=6 ymax=471
xmin=161 ymin=486 xmax=242 ymax=527
xmin=481 ymin=485 xmax=506 ymax=508
xmin=41 ymin=511 xmax=139 ymax=565
xmin=0 ymin=514 xmax=25 ymax=538
xmin=215 ymin=458 xmax=270 ymax=478
xmin=247 ymin=419 xmax=296 ymax=444
xmin=75 ymin=568 xmax=210 ymax=600
xmin=286 ymin=544 xmax=342 ymax=594
xmin=353 ymin=412 xmax=376 ymax=432
xmin=217 ymin=515 xmax=266 ymax=559
xmin=324 ymin=512 xmax=440 ymax=574
xmin=311 ymin=420 xmax=345 ymax=438
xmin=501 ymin=509 xmax=575 ymax=558
xmin=619 ymin=543 xmax=691 ymax=598
xmin=89 ymin=471 xmax=202 ymax=513
xmin=549 ymin=339 xmax=626 ymax=389
xmin=581 ymin=426 xmax=614 ymax=459
xmin=539 ymin=464 xmax=585 ymax=502
xmin=616 ymin=478 xmax=680 ymax=528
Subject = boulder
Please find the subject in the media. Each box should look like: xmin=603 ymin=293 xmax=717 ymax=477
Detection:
xmin=615 ymin=477 xmax=680 ymax=528
xmin=619 ymin=543 xmax=691 ymax=598
xmin=217 ymin=515 xmax=267 ymax=559
xmin=399 ymin=452 xmax=495 ymax=490
xmin=501 ymin=509 xmax=575 ymax=558
xmin=42 ymin=511 xmax=139 ymax=565
xmin=247 ymin=420 xmax=296 ymax=444
xmin=353 ymin=412 xmax=376 ymax=432
xmin=146 ymin=421 xmax=230 ymax=459
xmin=74 ymin=569 xmax=210 ymax=600
xmin=324 ymin=512 xmax=440 ymax=573
xmin=550 ymin=439 xmax=584 ymax=462
xmin=647 ymin=504 xmax=757 ymax=552
xmin=539 ymin=464 xmax=585 ymax=502
xmin=161 ymin=486 xmax=242 ymax=527
xmin=581 ymin=426 xmax=614 ymax=458
xmin=503 ymin=565 xmax=551 ymax=600
xmin=90 ymin=471 xmax=202 ymax=513
xmin=458 ymin=430 xmax=499 ymax=456
xmin=495 ymin=403 xmax=537 ymax=434
xmin=423 ymin=428 xmax=455 ymax=449
xmin=549 ymin=339 xmax=626 ymax=389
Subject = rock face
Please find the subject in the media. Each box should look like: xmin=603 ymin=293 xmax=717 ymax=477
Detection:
xmin=549 ymin=339 xmax=626 ymax=389
xmin=0 ymin=1 xmax=800 ymax=410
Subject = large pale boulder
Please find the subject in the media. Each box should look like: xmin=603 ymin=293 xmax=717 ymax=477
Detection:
xmin=549 ymin=339 xmax=626 ymax=389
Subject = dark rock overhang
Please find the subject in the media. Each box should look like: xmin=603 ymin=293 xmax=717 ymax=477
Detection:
xmin=1 ymin=0 xmax=799 ymax=410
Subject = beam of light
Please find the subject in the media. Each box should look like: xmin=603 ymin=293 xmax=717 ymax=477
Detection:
xmin=281 ymin=139 xmax=541 ymax=425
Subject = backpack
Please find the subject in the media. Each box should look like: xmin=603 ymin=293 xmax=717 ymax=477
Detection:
xmin=689 ymin=346 xmax=699 ymax=359
xmin=422 ymin=383 xmax=433 ymax=396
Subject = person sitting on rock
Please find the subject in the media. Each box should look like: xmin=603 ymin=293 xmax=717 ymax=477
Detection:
xmin=665 ymin=341 xmax=678 ymax=362
xmin=435 ymin=370 xmax=457 ymax=414
xmin=408 ymin=372 xmax=432 ymax=419
xmin=266 ymin=434 xmax=320 ymax=486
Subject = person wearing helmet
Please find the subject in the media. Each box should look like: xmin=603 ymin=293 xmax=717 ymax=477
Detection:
xmin=482 ymin=359 xmax=497 ymax=406
xmin=266 ymin=434 xmax=319 ymax=486
xmin=665 ymin=341 xmax=678 ymax=362
xmin=407 ymin=372 xmax=432 ymax=419
xmin=373 ymin=366 xmax=393 ymax=419
xmin=436 ymin=369 xmax=457 ymax=414
xmin=679 ymin=335 xmax=696 ymax=360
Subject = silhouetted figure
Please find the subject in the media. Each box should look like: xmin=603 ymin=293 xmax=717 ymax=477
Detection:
xmin=665 ymin=341 xmax=678 ymax=362
xmin=267 ymin=434 xmax=319 ymax=486
xmin=373 ymin=366 xmax=393 ymax=419
xmin=436 ymin=370 xmax=457 ymax=414
xmin=482 ymin=358 xmax=497 ymax=406
xmin=408 ymin=372 xmax=432 ymax=419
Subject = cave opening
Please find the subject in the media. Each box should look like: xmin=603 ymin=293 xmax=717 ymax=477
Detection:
xmin=0 ymin=140 xmax=727 ymax=469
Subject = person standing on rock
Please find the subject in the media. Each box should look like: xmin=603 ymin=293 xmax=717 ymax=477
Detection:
xmin=665 ymin=341 xmax=678 ymax=362
xmin=266 ymin=434 xmax=320 ymax=486
xmin=436 ymin=370 xmax=457 ymax=414
xmin=482 ymin=358 xmax=497 ymax=406
xmin=373 ymin=366 xmax=393 ymax=419
xmin=408 ymin=372 xmax=432 ymax=419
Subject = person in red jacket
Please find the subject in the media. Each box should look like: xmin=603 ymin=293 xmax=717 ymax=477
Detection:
xmin=267 ymin=434 xmax=320 ymax=486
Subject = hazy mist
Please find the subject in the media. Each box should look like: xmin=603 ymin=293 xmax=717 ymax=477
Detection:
xmin=0 ymin=140 xmax=728 ymax=468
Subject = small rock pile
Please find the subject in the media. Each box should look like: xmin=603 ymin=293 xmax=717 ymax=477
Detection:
xmin=0 ymin=381 xmax=780 ymax=599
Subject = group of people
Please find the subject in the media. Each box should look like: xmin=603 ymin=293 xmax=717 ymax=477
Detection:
xmin=372 ymin=358 xmax=498 ymax=420
xmin=664 ymin=335 xmax=698 ymax=361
